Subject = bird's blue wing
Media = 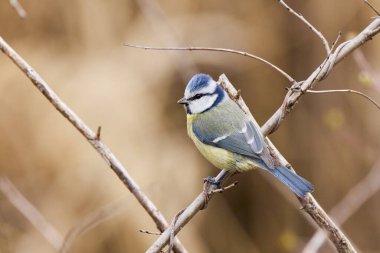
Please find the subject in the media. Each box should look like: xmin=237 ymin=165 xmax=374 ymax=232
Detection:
xmin=193 ymin=120 xmax=265 ymax=159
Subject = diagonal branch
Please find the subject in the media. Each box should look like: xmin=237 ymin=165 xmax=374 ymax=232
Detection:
xmin=364 ymin=0 xmax=380 ymax=16
xmin=277 ymin=0 xmax=330 ymax=55
xmin=146 ymin=17 xmax=380 ymax=253
xmin=0 ymin=36 xmax=187 ymax=253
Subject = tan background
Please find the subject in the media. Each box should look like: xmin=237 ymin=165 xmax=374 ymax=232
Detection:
xmin=1 ymin=1 xmax=380 ymax=252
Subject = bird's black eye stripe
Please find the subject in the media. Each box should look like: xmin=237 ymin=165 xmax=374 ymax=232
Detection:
xmin=189 ymin=93 xmax=211 ymax=101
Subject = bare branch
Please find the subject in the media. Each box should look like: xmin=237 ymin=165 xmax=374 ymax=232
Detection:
xmin=302 ymin=158 xmax=380 ymax=253
xmin=125 ymin=44 xmax=296 ymax=83
xmin=364 ymin=0 xmax=380 ymax=16
xmin=0 ymin=177 xmax=63 ymax=250
xmin=278 ymin=0 xmax=330 ymax=55
xmin=0 ymin=37 xmax=187 ymax=253
xmin=306 ymin=89 xmax=380 ymax=110
xmin=9 ymin=0 xmax=27 ymax=18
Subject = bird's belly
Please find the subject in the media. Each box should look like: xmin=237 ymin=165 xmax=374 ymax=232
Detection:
xmin=192 ymin=135 xmax=259 ymax=172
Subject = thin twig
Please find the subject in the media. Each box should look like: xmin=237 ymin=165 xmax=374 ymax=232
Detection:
xmin=0 ymin=36 xmax=187 ymax=253
xmin=277 ymin=0 xmax=330 ymax=55
xmin=60 ymin=198 xmax=128 ymax=253
xmin=332 ymin=32 xmax=343 ymax=49
xmin=302 ymin=158 xmax=380 ymax=253
xmin=309 ymin=32 xmax=342 ymax=87
xmin=364 ymin=0 xmax=380 ymax=16
xmin=9 ymin=0 xmax=27 ymax=18
xmin=211 ymin=181 xmax=238 ymax=194
xmin=96 ymin=126 xmax=102 ymax=140
xmin=166 ymin=209 xmax=186 ymax=253
xmin=125 ymin=44 xmax=295 ymax=83
xmin=306 ymin=89 xmax=380 ymax=110
xmin=140 ymin=230 xmax=162 ymax=236
xmin=0 ymin=177 xmax=63 ymax=250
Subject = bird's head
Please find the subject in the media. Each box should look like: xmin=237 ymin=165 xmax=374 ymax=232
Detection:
xmin=178 ymin=73 xmax=226 ymax=114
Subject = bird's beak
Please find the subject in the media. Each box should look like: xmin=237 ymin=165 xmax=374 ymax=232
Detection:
xmin=177 ymin=97 xmax=188 ymax=104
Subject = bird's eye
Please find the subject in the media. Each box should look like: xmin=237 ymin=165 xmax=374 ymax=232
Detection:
xmin=193 ymin=94 xmax=203 ymax=100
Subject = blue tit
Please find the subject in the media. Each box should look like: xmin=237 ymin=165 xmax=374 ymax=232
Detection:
xmin=178 ymin=73 xmax=313 ymax=197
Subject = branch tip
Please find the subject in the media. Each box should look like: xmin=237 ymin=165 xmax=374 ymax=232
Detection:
xmin=96 ymin=126 xmax=102 ymax=141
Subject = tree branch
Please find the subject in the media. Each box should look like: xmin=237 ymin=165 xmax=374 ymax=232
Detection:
xmin=364 ymin=0 xmax=380 ymax=16
xmin=0 ymin=36 xmax=187 ymax=253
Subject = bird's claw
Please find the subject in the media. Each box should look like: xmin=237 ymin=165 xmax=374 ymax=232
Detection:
xmin=201 ymin=176 xmax=222 ymax=210
xmin=203 ymin=176 xmax=222 ymax=189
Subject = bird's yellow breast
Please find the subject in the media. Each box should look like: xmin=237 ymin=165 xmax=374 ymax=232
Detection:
xmin=187 ymin=114 xmax=258 ymax=172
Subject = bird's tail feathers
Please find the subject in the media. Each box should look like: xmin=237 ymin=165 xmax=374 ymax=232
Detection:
xmin=267 ymin=165 xmax=314 ymax=197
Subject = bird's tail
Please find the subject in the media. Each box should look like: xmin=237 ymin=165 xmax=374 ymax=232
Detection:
xmin=266 ymin=165 xmax=314 ymax=197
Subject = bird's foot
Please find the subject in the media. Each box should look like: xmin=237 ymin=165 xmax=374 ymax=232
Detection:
xmin=203 ymin=176 xmax=222 ymax=189
xmin=201 ymin=176 xmax=222 ymax=210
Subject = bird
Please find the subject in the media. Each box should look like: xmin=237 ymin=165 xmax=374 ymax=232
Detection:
xmin=178 ymin=73 xmax=313 ymax=198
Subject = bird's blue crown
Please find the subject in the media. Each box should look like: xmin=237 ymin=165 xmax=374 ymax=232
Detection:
xmin=185 ymin=73 xmax=213 ymax=94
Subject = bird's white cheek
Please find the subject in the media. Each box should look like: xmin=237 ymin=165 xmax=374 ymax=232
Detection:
xmin=188 ymin=94 xmax=218 ymax=114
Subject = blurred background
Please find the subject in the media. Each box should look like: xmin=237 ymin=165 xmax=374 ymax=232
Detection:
xmin=1 ymin=0 xmax=380 ymax=252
